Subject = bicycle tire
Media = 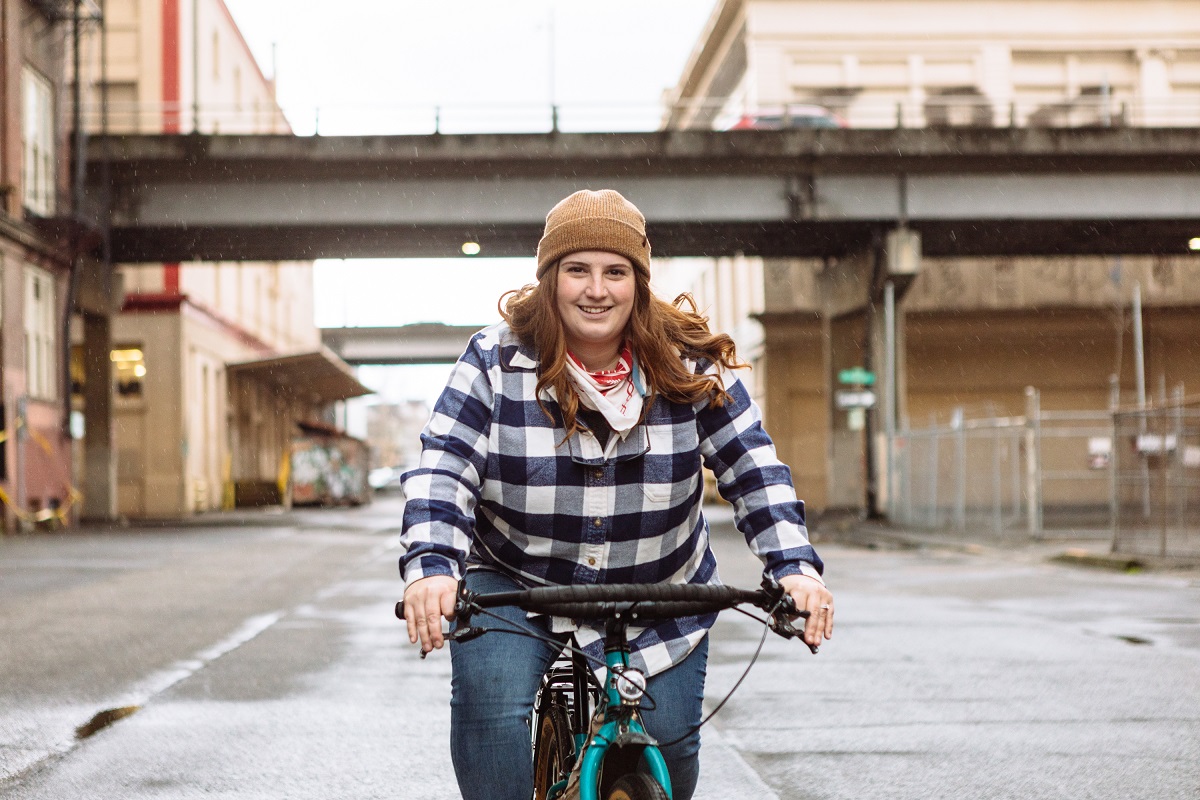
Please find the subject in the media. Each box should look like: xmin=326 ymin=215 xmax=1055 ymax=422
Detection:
xmin=604 ymin=773 xmax=668 ymax=800
xmin=533 ymin=701 xmax=574 ymax=800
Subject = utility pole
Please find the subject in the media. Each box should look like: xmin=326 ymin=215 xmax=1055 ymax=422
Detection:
xmin=192 ymin=0 xmax=200 ymax=131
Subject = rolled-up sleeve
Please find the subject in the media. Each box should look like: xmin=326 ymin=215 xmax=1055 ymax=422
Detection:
xmin=399 ymin=336 xmax=495 ymax=584
xmin=696 ymin=365 xmax=824 ymax=582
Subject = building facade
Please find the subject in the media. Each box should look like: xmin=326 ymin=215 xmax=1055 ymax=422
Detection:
xmin=662 ymin=0 xmax=1200 ymax=515
xmin=0 ymin=1 xmax=86 ymax=531
xmin=79 ymin=0 xmax=366 ymax=517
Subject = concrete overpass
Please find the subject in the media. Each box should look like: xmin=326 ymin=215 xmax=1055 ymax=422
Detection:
xmin=320 ymin=323 xmax=482 ymax=366
xmin=86 ymin=127 xmax=1200 ymax=263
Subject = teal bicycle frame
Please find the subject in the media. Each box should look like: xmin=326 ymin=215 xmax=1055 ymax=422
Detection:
xmin=545 ymin=616 xmax=672 ymax=799
xmin=395 ymin=578 xmax=811 ymax=800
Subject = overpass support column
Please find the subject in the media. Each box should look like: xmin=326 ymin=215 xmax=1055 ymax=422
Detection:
xmin=80 ymin=310 xmax=117 ymax=522
xmin=872 ymin=228 xmax=920 ymax=521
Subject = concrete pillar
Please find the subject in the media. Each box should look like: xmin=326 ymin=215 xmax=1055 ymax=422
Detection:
xmin=866 ymin=275 xmax=888 ymax=517
xmin=978 ymin=45 xmax=1013 ymax=126
xmin=820 ymin=249 xmax=874 ymax=512
xmin=80 ymin=311 xmax=117 ymax=521
xmin=1136 ymin=49 xmax=1172 ymax=125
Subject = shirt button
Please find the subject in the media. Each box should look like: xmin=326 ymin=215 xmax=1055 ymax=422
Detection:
xmin=593 ymin=469 xmax=603 ymax=480
xmin=587 ymin=557 xmax=597 ymax=566
xmin=593 ymin=517 xmax=603 ymax=527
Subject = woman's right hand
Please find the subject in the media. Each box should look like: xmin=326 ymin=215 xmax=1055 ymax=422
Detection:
xmin=403 ymin=575 xmax=459 ymax=654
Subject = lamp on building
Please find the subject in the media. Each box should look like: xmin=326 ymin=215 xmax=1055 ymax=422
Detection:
xmin=1189 ymin=237 xmax=1200 ymax=252
xmin=461 ymin=241 xmax=482 ymax=256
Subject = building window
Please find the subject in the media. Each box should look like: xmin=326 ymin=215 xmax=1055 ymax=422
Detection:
xmin=24 ymin=266 xmax=57 ymax=400
xmin=21 ymin=66 xmax=56 ymax=217
xmin=111 ymin=347 xmax=146 ymax=397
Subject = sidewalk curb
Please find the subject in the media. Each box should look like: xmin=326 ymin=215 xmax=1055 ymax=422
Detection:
xmin=1048 ymin=548 xmax=1146 ymax=572
xmin=812 ymin=520 xmax=1199 ymax=573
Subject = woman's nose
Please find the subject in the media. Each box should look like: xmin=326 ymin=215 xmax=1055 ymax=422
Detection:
xmin=585 ymin=273 xmax=606 ymax=295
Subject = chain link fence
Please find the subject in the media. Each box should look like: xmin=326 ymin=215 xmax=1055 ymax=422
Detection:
xmin=1112 ymin=400 xmax=1200 ymax=559
xmin=892 ymin=412 xmax=1028 ymax=534
xmin=888 ymin=389 xmax=1117 ymax=539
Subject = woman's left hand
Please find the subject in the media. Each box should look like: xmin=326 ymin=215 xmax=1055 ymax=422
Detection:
xmin=778 ymin=573 xmax=834 ymax=649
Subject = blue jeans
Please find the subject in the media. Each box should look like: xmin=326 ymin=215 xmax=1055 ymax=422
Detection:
xmin=449 ymin=569 xmax=708 ymax=800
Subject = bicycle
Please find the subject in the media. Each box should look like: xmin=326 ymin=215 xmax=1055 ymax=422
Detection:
xmin=396 ymin=577 xmax=815 ymax=800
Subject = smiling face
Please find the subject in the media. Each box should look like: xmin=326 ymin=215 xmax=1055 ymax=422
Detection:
xmin=554 ymin=250 xmax=637 ymax=369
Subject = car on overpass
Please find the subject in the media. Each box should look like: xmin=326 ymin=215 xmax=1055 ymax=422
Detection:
xmin=723 ymin=103 xmax=848 ymax=130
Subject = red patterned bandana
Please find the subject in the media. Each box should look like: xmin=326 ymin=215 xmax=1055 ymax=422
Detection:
xmin=566 ymin=345 xmax=633 ymax=393
xmin=564 ymin=344 xmax=644 ymax=436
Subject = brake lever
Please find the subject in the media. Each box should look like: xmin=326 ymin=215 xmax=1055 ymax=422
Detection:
xmin=446 ymin=626 xmax=485 ymax=644
xmin=767 ymin=613 xmax=820 ymax=654
xmin=761 ymin=576 xmax=819 ymax=654
xmin=396 ymin=581 xmax=479 ymax=659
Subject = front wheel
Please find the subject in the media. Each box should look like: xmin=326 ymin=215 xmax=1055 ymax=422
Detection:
xmin=605 ymin=773 xmax=669 ymax=800
xmin=533 ymin=703 xmax=574 ymax=800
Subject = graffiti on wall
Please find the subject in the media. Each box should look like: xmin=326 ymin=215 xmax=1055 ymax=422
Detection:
xmin=290 ymin=435 xmax=369 ymax=506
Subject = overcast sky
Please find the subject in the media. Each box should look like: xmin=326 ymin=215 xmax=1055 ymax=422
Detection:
xmin=225 ymin=0 xmax=717 ymax=135
xmin=222 ymin=1 xmax=718 ymax=413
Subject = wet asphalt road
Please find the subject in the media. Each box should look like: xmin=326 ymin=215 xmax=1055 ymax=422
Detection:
xmin=1 ymin=496 xmax=1198 ymax=799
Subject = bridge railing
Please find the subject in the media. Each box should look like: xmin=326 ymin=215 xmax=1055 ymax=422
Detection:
xmin=80 ymin=92 xmax=1200 ymax=136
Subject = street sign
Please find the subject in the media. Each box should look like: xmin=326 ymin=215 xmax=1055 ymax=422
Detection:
xmin=835 ymin=389 xmax=877 ymax=410
xmin=837 ymin=367 xmax=875 ymax=386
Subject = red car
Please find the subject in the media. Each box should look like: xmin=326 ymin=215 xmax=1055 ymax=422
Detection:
xmin=726 ymin=104 xmax=848 ymax=130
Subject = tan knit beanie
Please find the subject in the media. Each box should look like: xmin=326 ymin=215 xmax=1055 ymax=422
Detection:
xmin=535 ymin=189 xmax=651 ymax=280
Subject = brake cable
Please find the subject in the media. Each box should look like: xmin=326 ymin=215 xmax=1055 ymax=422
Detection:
xmin=656 ymin=599 xmax=782 ymax=748
xmin=448 ymin=596 xmax=795 ymax=748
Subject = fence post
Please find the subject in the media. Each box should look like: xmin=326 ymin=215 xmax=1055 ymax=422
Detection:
xmin=927 ymin=418 xmax=939 ymax=528
xmin=992 ymin=428 xmax=1002 ymax=534
xmin=1010 ymin=427 xmax=1022 ymax=528
xmin=1108 ymin=379 xmax=1121 ymax=554
xmin=884 ymin=282 xmax=896 ymax=521
xmin=1024 ymin=387 xmax=1042 ymax=535
xmin=1168 ymin=384 xmax=1185 ymax=557
xmin=953 ymin=407 xmax=966 ymax=531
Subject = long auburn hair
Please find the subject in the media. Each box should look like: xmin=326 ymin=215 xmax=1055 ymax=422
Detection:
xmin=500 ymin=261 xmax=747 ymax=437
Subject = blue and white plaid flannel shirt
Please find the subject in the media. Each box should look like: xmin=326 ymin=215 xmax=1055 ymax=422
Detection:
xmin=400 ymin=322 xmax=823 ymax=676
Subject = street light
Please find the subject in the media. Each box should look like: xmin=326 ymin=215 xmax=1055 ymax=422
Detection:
xmin=461 ymin=242 xmax=481 ymax=256
xmin=1189 ymin=237 xmax=1200 ymax=251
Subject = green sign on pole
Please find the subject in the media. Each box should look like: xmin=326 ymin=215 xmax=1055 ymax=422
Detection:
xmin=837 ymin=367 xmax=876 ymax=386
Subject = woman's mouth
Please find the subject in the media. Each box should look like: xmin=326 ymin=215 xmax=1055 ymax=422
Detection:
xmin=579 ymin=305 xmax=609 ymax=315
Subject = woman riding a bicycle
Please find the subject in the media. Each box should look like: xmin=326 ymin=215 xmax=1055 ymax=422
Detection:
xmin=400 ymin=188 xmax=834 ymax=800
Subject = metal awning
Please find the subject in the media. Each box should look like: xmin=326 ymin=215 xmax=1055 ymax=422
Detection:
xmin=226 ymin=348 xmax=373 ymax=405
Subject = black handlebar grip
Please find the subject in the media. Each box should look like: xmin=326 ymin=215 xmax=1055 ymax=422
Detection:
xmin=517 ymin=583 xmax=759 ymax=605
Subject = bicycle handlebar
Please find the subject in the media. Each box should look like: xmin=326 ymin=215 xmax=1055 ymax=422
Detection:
xmin=471 ymin=582 xmax=804 ymax=619
xmin=396 ymin=578 xmax=813 ymax=647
